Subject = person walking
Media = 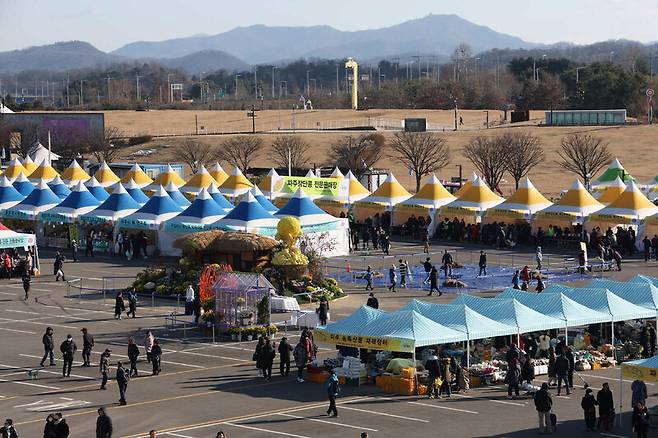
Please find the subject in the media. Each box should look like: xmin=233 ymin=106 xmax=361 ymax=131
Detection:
xmin=81 ymin=327 xmax=94 ymax=367
xmin=95 ymin=407 xmax=113 ymax=438
xmin=40 ymin=327 xmax=56 ymax=367
xmin=318 ymin=295 xmax=329 ymax=326
xmin=326 ymin=370 xmax=340 ymax=417
xmin=633 ymin=402 xmax=650 ymax=438
xmin=512 ymin=270 xmax=521 ymax=289
xmin=555 ymin=351 xmax=570 ymax=396
xmin=364 ymin=266 xmax=374 ymax=290
xmin=534 ymin=382 xmax=553 ymax=434
xmin=612 ymin=249 xmax=622 ymax=271
xmin=59 ymin=334 xmax=77 ymax=378
xmin=54 ymin=252 xmax=66 ymax=281
xmin=536 ymin=277 xmax=546 ymax=293
xmin=114 ymin=292 xmax=125 ymax=320
xmin=0 ymin=419 xmax=18 ymax=438
xmin=151 ymin=339 xmax=162 ymax=376
xmin=566 ymin=347 xmax=575 ymax=389
xmin=441 ymin=250 xmax=453 ymax=278
xmin=643 ymin=236 xmax=651 ymax=262
xmin=254 ymin=336 xmax=265 ymax=377
xmin=478 ymin=251 xmax=487 ymax=277
xmin=53 ymin=413 xmax=69 ymax=438
xmin=507 ymin=358 xmax=521 ymax=399
xmin=261 ymin=338 xmax=276 ymax=380
xmin=185 ymin=284 xmax=195 ymax=316
xmin=366 ymin=292 xmax=379 ymax=309
xmin=116 ymin=361 xmax=129 ymax=405
xmin=547 ymin=347 xmax=557 ymax=387
xmin=43 ymin=414 xmax=57 ymax=438
xmin=427 ymin=266 xmax=442 ymax=296
xmin=521 ymin=353 xmax=535 ymax=386
xmin=22 ymin=270 xmax=30 ymax=300
xmin=425 ymin=351 xmax=440 ymax=399
xmin=127 ymin=337 xmax=139 ymax=377
xmin=71 ymin=240 xmax=78 ymax=263
xmin=597 ymin=382 xmax=614 ymax=431
xmin=294 ymin=340 xmax=308 ymax=383
xmin=145 ymin=331 xmax=154 ymax=363
xmin=422 ymin=257 xmax=432 ymax=284
xmin=85 ymin=230 xmax=95 ymax=257
xmin=387 ymin=265 xmax=397 ymax=292
xmin=99 ymin=349 xmax=111 ymax=390
xmin=536 ymin=246 xmax=543 ymax=271
xmin=632 ymin=379 xmax=648 ymax=408
xmin=581 ymin=388 xmax=597 ymax=432
xmin=278 ymin=336 xmax=293 ymax=376
xmin=398 ymin=259 xmax=408 ymax=288
xmin=438 ymin=357 xmax=452 ymax=398
xmin=126 ymin=291 xmax=137 ymax=318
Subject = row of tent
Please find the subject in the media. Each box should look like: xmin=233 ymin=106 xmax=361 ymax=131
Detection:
xmin=316 ymin=275 xmax=658 ymax=354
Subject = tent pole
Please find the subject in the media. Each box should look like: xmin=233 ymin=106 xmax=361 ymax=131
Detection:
xmin=413 ymin=347 xmax=418 ymax=395
xmin=564 ymin=323 xmax=568 ymax=346
xmin=467 ymin=338 xmax=470 ymax=369
xmin=619 ymin=367 xmax=623 ymax=427
xmin=517 ymin=332 xmax=521 ymax=348
xmin=611 ymin=321 xmax=616 ymax=363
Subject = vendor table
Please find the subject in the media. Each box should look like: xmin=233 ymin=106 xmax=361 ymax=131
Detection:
xmin=271 ymin=296 xmax=301 ymax=312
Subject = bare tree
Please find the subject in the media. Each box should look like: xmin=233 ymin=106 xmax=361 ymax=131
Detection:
xmin=557 ymin=133 xmax=612 ymax=186
xmin=328 ymin=133 xmax=385 ymax=178
xmin=171 ymin=138 xmax=216 ymax=173
xmin=268 ymin=136 xmax=311 ymax=170
xmin=463 ymin=135 xmax=509 ymax=191
xmin=216 ymin=136 xmax=263 ymax=172
xmin=502 ymin=132 xmax=544 ymax=189
xmin=389 ymin=132 xmax=450 ymax=191
xmin=88 ymin=126 xmax=126 ymax=163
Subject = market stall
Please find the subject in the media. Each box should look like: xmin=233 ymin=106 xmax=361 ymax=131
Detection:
xmin=120 ymin=163 xmax=153 ymax=189
xmin=351 ymin=173 xmax=411 ymax=222
xmin=180 ymin=165 xmax=216 ymax=197
xmin=41 ymin=181 xmax=101 ymax=224
xmin=218 ymin=166 xmax=254 ymax=199
xmin=437 ymin=176 xmax=504 ymax=224
xmin=163 ymin=187 xmax=227 ymax=236
xmin=48 ymin=176 xmax=72 ymax=199
xmin=28 ymin=159 xmax=60 ymax=183
xmin=532 ymin=180 xmax=603 ymax=233
xmin=211 ymin=192 xmax=278 ymax=235
xmin=165 ymin=181 xmax=191 ymax=207
xmin=3 ymin=157 xmax=28 ymax=181
xmin=93 ymin=162 xmax=121 ymax=188
xmin=257 ymin=168 xmax=282 ymax=200
xmin=84 ymin=177 xmax=110 ymax=202
xmin=483 ymin=177 xmax=552 ymax=224
xmin=19 ymin=156 xmax=37 ymax=176
xmin=146 ymin=164 xmax=185 ymax=192
xmin=314 ymin=170 xmax=370 ymax=217
xmin=595 ymin=177 xmax=626 ymax=205
xmin=392 ymin=174 xmax=454 ymax=235
xmin=208 ymin=162 xmax=228 ymax=187
xmin=206 ymin=182 xmax=235 ymax=212
xmin=587 ymin=181 xmax=658 ymax=231
xmin=60 ymin=159 xmax=91 ymax=186
xmin=12 ymin=173 xmax=35 ymax=197
xmin=591 ymin=158 xmax=635 ymax=191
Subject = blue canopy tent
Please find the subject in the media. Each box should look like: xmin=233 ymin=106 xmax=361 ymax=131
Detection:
xmin=3 ymin=181 xmax=61 ymax=220
xmin=164 ymin=187 xmax=227 ymax=232
xmin=79 ymin=182 xmax=141 ymax=224
xmin=275 ymin=188 xmax=338 ymax=225
xmin=589 ymin=278 xmax=658 ymax=315
xmin=0 ymin=176 xmax=25 ymax=210
xmin=41 ymin=181 xmax=102 ymax=223
xmin=122 ymin=178 xmax=150 ymax=205
xmin=12 ymin=173 xmax=35 ymax=197
xmin=119 ymin=185 xmax=182 ymax=230
xmin=47 ymin=176 xmax=72 ymax=200
xmin=206 ymin=182 xmax=234 ymax=212
xmin=84 ymin=176 xmax=110 ymax=202
xmin=630 ymin=275 xmax=658 ymax=289
xmin=251 ymin=186 xmax=278 ymax=213
xmin=165 ymin=181 xmax=191 ymax=208
xmin=211 ymin=191 xmax=279 ymax=234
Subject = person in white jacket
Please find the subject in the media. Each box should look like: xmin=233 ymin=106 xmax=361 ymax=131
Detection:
xmin=536 ymin=247 xmax=543 ymax=271
xmin=185 ymin=285 xmax=195 ymax=315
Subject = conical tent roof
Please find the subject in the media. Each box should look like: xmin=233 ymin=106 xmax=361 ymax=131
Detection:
xmin=330 ymin=167 xmax=344 ymax=179
xmin=4 ymin=180 xmax=61 ymax=219
xmin=41 ymin=181 xmax=101 ymax=222
xmin=79 ymin=182 xmax=141 ymax=224
xmin=250 ymin=186 xmax=278 ymax=213
xmin=356 ymin=173 xmax=411 ymax=206
xmin=589 ymin=181 xmax=658 ymax=220
xmin=165 ymin=181 xmax=191 ymax=207
xmin=28 ymin=159 xmax=60 ymax=183
xmin=94 ymin=162 xmax=121 ymax=187
xmin=3 ymin=158 xmax=28 ymax=180
xmin=454 ymin=172 xmax=478 ymax=197
xmin=645 ymin=183 xmax=658 ymax=201
xmin=304 ymin=169 xmax=315 ymax=178
xmin=444 ymin=176 xmax=504 ymax=211
xmin=148 ymin=164 xmax=185 ymax=190
xmin=345 ymin=170 xmax=370 ymax=203
xmin=214 ymin=191 xmax=279 ymax=230
xmin=644 ymin=174 xmax=658 ymax=189
xmin=20 ymin=155 xmax=38 ymax=175
xmin=122 ymin=179 xmax=150 ymax=205
xmin=47 ymin=176 xmax=72 ymax=199
xmin=84 ymin=176 xmax=110 ymax=202
xmin=487 ymin=177 xmax=552 ymax=216
xmin=12 ymin=173 xmax=35 ymax=197
xmin=596 ymin=177 xmax=626 ymax=205
xmin=206 ymin=182 xmax=234 ymax=210
xmin=0 ymin=176 xmax=25 ymax=209
xmin=120 ymin=163 xmax=153 ymax=188
xmin=257 ymin=168 xmax=282 ymax=198
xmin=593 ymin=158 xmax=635 ymax=187
xmin=399 ymin=174 xmax=455 ymax=208
xmin=537 ymin=180 xmax=603 ymax=218
xmin=218 ymin=166 xmax=254 ymax=198
xmin=275 ymin=189 xmax=337 ymax=225
xmin=119 ymin=185 xmax=181 ymax=228
xmin=208 ymin=162 xmax=228 ymax=186
xmin=181 ymin=165 xmax=216 ymax=194
xmin=165 ymin=188 xmax=226 ymax=229
xmin=60 ymin=159 xmax=91 ymax=185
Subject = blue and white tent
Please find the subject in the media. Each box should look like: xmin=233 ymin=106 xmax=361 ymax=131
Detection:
xmin=588 ymin=278 xmax=658 ymax=315
xmin=251 ymin=186 xmax=278 ymax=213
xmin=630 ymin=275 xmax=658 ymax=289
xmin=165 ymin=181 xmax=191 ymax=207
xmin=0 ymin=176 xmax=25 ymax=210
xmin=119 ymin=185 xmax=182 ymax=230
xmin=122 ymin=178 xmax=150 ymax=205
xmin=41 ymin=181 xmax=101 ymax=223
xmin=85 ymin=176 xmax=110 ymax=202
xmin=47 ymin=176 xmax=72 ymax=199
xmin=12 ymin=173 xmax=35 ymax=197
xmin=79 ymin=182 xmax=141 ymax=224
xmin=164 ymin=188 xmax=226 ymax=232
xmin=3 ymin=180 xmax=61 ymax=220
xmin=275 ymin=188 xmax=338 ymax=225
xmin=212 ymin=191 xmax=279 ymax=233
xmin=206 ymin=182 xmax=234 ymax=212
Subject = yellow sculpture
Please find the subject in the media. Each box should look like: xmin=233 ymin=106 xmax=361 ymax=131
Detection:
xmin=345 ymin=57 xmax=359 ymax=110
xmin=272 ymin=216 xmax=308 ymax=266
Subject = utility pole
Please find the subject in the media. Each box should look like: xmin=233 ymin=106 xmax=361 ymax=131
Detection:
xmin=66 ymin=75 xmax=70 ymax=108
xmin=271 ymin=66 xmax=277 ymax=98
xmin=306 ymin=70 xmax=310 ymax=95
xmin=79 ymin=80 xmax=84 ymax=106
xmin=167 ymin=73 xmax=173 ymax=103
xmin=106 ymin=76 xmax=112 ymax=103
xmin=235 ymin=74 xmax=240 ymax=99
xmin=336 ymin=64 xmax=339 ymax=97
xmin=254 ymin=67 xmax=258 ymax=99
xmin=135 ymin=75 xmax=142 ymax=102
xmin=453 ymin=98 xmax=458 ymax=131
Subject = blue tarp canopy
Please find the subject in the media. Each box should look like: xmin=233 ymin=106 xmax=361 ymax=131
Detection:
xmin=589 ymin=278 xmax=658 ymax=314
xmin=631 ymin=275 xmax=658 ymax=289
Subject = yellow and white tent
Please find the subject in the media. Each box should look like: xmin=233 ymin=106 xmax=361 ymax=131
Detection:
xmin=485 ymin=177 xmax=552 ymax=223
xmin=352 ymin=173 xmax=411 ymax=221
xmin=393 ymin=174 xmax=455 ymax=226
xmin=180 ymin=165 xmax=217 ymax=196
xmin=94 ymin=162 xmax=121 ymax=188
xmin=2 ymin=158 xmax=28 ymax=181
xmin=29 ymin=159 xmax=60 ymax=183
xmin=316 ymin=170 xmax=370 ymax=216
xmin=208 ymin=162 xmax=228 ymax=186
xmin=218 ymin=166 xmax=254 ymax=198
xmin=304 ymin=169 xmax=316 ymax=178
xmin=330 ymin=167 xmax=344 ymax=179
xmin=439 ymin=176 xmax=504 ymax=222
xmin=595 ymin=177 xmax=626 ymax=205
xmin=454 ymin=172 xmax=479 ymax=198
xmin=20 ymin=156 xmax=38 ymax=175
xmin=148 ymin=164 xmax=185 ymax=191
xmin=120 ymin=163 xmax=153 ymax=188
xmin=534 ymin=180 xmax=603 ymax=230
xmin=257 ymin=168 xmax=282 ymax=199
xmin=589 ymin=181 xmax=658 ymax=226
xmin=61 ymin=159 xmax=91 ymax=185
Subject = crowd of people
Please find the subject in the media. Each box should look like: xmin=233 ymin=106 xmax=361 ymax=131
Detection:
xmin=253 ymin=328 xmax=317 ymax=383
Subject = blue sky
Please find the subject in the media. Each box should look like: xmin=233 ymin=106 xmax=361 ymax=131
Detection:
xmin=1 ymin=0 xmax=657 ymax=52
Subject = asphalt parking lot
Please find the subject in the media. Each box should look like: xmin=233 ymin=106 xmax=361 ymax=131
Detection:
xmin=0 ymin=247 xmax=656 ymax=437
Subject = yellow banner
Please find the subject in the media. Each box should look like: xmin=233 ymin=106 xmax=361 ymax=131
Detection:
xmin=315 ymin=329 xmax=415 ymax=353
xmin=622 ymin=363 xmax=658 ymax=383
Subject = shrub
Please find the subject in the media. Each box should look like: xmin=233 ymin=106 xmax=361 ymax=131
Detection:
xmin=155 ymin=284 xmax=168 ymax=295
xmin=127 ymin=134 xmax=153 ymax=146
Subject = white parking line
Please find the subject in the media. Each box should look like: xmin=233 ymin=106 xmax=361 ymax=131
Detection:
xmin=406 ymin=400 xmax=478 ymax=414
xmin=20 ymin=353 xmax=85 ymax=367
xmin=600 ymin=433 xmax=629 ymax=438
xmin=339 ymin=405 xmax=430 ymax=422
xmin=5 ymin=309 xmax=92 ymax=321
xmin=0 ymin=327 xmax=37 ymax=335
xmin=163 ymin=433 xmax=195 ymax=438
xmin=451 ymin=393 xmax=526 ymax=406
xmin=89 ymin=350 xmax=204 ymax=368
xmin=277 ymin=412 xmax=377 ymax=431
xmin=0 ymin=317 xmax=74 ymax=329
xmin=580 ymin=373 xmax=655 ymax=385
xmin=224 ymin=422 xmax=310 ymax=437
xmin=0 ymin=377 xmax=60 ymax=390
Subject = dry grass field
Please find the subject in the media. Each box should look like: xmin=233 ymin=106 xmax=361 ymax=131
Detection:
xmin=101 ymin=109 xmax=658 ymax=197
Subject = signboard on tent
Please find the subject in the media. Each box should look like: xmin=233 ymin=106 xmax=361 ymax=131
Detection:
xmin=272 ymin=176 xmax=349 ymax=198
xmin=118 ymin=218 xmax=158 ymax=230
xmin=622 ymin=362 xmax=658 ymax=383
xmin=314 ymin=329 xmax=415 ymax=352
xmin=0 ymin=233 xmax=35 ymax=248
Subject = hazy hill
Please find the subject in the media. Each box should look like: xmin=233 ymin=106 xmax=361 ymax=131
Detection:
xmin=0 ymin=41 xmax=123 ymax=73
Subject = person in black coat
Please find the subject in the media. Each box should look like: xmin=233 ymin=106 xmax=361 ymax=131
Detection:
xmin=521 ymin=353 xmax=535 ymax=385
xmin=114 ymin=292 xmax=125 ymax=320
xmin=151 ymin=340 xmax=162 ymax=376
xmin=277 ymin=337 xmax=293 ymax=376
xmin=126 ymin=292 xmax=137 ymax=319
xmin=53 ymin=413 xmax=69 ymax=438
xmin=427 ymin=266 xmax=442 ymax=296
xmin=597 ymin=383 xmax=614 ymax=431
xmin=425 ymin=352 xmax=440 ymax=399
xmin=81 ymin=327 xmax=94 ymax=367
xmin=581 ymin=388 xmax=597 ymax=432
xmin=22 ymin=271 xmax=30 ymax=300
xmin=59 ymin=335 xmax=77 ymax=378
xmin=116 ymin=362 xmax=129 ymax=406
xmin=0 ymin=419 xmax=18 ymax=438
xmin=633 ymin=402 xmax=650 ymax=438
xmin=43 ymin=414 xmax=57 ymax=438
xmin=95 ymin=407 xmax=113 ymax=438
xmin=565 ymin=347 xmax=575 ymax=388
xmin=555 ymin=353 xmax=570 ymax=396
xmin=40 ymin=327 xmax=56 ymax=367
xmin=127 ymin=337 xmax=140 ymax=377
xmin=261 ymin=338 xmax=276 ymax=380
xmin=318 ymin=296 xmax=329 ymax=326
xmin=366 ymin=293 xmax=379 ymax=309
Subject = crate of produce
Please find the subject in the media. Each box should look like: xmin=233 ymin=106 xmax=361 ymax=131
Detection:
xmin=401 ymin=367 xmax=416 ymax=379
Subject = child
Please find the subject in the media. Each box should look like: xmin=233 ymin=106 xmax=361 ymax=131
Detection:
xmin=364 ymin=266 xmax=374 ymax=291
